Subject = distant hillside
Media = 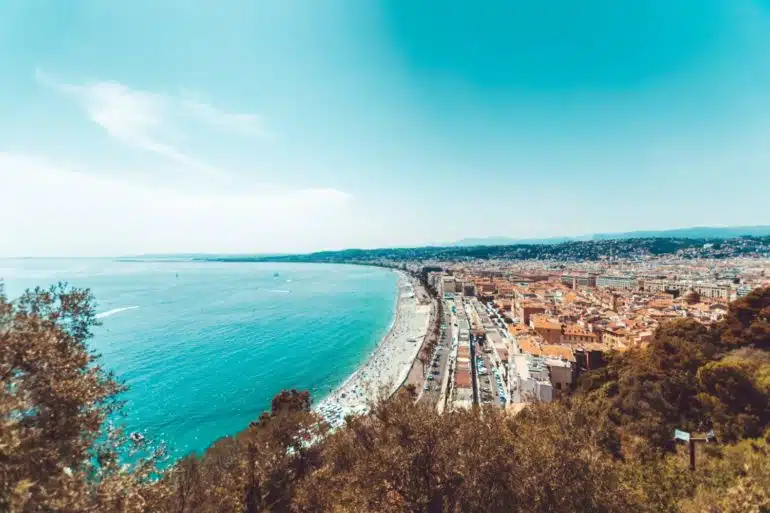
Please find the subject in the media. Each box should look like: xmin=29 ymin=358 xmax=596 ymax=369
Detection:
xmin=591 ymin=225 xmax=770 ymax=241
xmin=450 ymin=225 xmax=770 ymax=247
xmin=448 ymin=236 xmax=577 ymax=247
xmin=202 ymin=235 xmax=770 ymax=265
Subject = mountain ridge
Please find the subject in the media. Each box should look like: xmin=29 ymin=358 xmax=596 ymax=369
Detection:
xmin=449 ymin=225 xmax=770 ymax=247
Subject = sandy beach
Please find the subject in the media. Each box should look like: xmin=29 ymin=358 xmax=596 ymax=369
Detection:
xmin=315 ymin=270 xmax=432 ymax=427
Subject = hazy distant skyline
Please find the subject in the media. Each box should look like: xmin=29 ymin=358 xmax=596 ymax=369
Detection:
xmin=3 ymin=0 xmax=770 ymax=257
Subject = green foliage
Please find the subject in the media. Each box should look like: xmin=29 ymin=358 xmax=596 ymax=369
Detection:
xmin=678 ymin=437 xmax=770 ymax=512
xmin=270 ymin=389 xmax=311 ymax=415
xmin=293 ymin=396 xmax=638 ymax=513
xmin=0 ymin=283 xmax=164 ymax=513
xmin=719 ymin=287 xmax=770 ymax=350
xmin=697 ymin=360 xmax=769 ymax=441
xmin=579 ymin=289 xmax=770 ymax=453
xmin=580 ymin=319 xmax=716 ymax=450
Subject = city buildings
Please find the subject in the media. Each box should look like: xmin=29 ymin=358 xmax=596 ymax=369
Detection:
xmin=561 ymin=274 xmax=597 ymax=289
xmin=424 ymin=254 xmax=768 ymax=413
xmin=596 ymin=275 xmax=636 ymax=290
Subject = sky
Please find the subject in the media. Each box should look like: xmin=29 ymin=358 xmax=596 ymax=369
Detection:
xmin=2 ymin=0 xmax=770 ymax=256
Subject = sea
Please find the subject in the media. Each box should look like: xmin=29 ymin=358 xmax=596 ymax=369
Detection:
xmin=0 ymin=258 xmax=398 ymax=460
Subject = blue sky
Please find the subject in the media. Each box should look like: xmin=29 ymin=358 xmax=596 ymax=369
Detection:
xmin=2 ymin=0 xmax=770 ymax=256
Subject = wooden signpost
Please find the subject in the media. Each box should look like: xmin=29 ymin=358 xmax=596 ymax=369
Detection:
xmin=674 ymin=429 xmax=716 ymax=470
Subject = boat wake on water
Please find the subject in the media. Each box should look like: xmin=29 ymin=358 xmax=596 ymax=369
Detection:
xmin=95 ymin=306 xmax=140 ymax=319
xmin=255 ymin=286 xmax=291 ymax=294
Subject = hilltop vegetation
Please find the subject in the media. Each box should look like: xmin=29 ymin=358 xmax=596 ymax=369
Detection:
xmin=2 ymin=284 xmax=770 ymax=512
xmin=203 ymin=235 xmax=770 ymax=264
xmin=579 ymin=288 xmax=770 ymax=453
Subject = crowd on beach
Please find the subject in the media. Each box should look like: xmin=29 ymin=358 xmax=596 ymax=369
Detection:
xmin=315 ymin=272 xmax=431 ymax=427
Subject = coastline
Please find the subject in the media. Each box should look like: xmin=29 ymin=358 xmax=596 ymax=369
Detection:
xmin=315 ymin=270 xmax=431 ymax=426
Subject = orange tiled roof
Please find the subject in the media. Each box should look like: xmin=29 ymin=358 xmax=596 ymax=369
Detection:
xmin=541 ymin=345 xmax=576 ymax=362
xmin=517 ymin=336 xmax=543 ymax=355
xmin=562 ymin=324 xmax=598 ymax=338
xmin=531 ymin=316 xmax=561 ymax=331
xmin=520 ymin=301 xmax=546 ymax=309
xmin=508 ymin=324 xmax=530 ymax=336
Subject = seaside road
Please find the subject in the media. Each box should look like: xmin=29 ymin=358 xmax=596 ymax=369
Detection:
xmin=417 ymin=302 xmax=453 ymax=407
xmin=405 ymin=297 xmax=454 ymax=407
xmin=402 ymin=297 xmax=441 ymax=401
xmin=477 ymin=337 xmax=503 ymax=407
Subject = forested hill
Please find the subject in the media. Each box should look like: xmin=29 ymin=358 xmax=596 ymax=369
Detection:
xmin=201 ymin=235 xmax=770 ymax=264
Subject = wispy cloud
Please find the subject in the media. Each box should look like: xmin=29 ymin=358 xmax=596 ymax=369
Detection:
xmin=179 ymin=89 xmax=270 ymax=139
xmin=35 ymin=69 xmax=269 ymax=176
xmin=0 ymin=152 xmax=351 ymax=256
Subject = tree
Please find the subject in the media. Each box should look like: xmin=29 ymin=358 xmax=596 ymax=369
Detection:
xmin=293 ymin=394 xmax=639 ymax=513
xmin=580 ymin=319 xmax=717 ymax=451
xmin=0 ymin=283 xmax=164 ymax=512
xmin=270 ymin=389 xmax=311 ymax=415
xmin=418 ymin=350 xmax=430 ymax=377
xmin=684 ymin=290 xmax=700 ymax=305
xmin=159 ymin=388 xmax=326 ymax=513
xmin=719 ymin=287 xmax=770 ymax=349
xmin=403 ymin=383 xmax=418 ymax=401
xmin=696 ymin=359 xmax=770 ymax=441
xmin=168 ymin=455 xmax=202 ymax=513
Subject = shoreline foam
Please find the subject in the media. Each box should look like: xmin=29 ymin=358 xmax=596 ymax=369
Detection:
xmin=315 ymin=270 xmax=431 ymax=426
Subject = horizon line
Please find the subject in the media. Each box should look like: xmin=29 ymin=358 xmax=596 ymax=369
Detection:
xmin=2 ymin=223 xmax=770 ymax=260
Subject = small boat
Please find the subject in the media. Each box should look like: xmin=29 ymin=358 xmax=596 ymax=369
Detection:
xmin=130 ymin=432 xmax=145 ymax=444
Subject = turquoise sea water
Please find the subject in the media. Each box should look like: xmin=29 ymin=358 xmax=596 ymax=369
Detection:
xmin=0 ymin=259 xmax=397 ymax=460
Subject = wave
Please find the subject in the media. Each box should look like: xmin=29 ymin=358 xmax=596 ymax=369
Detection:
xmin=96 ymin=306 xmax=140 ymax=319
xmin=265 ymin=289 xmax=291 ymax=294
